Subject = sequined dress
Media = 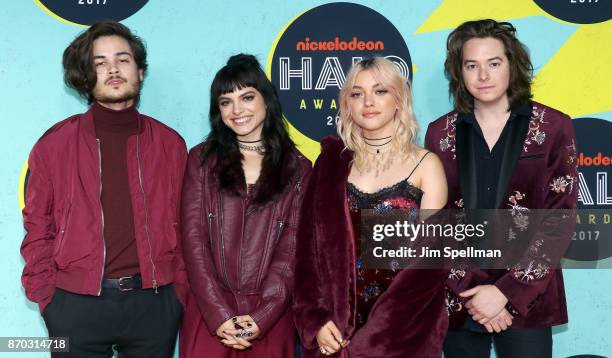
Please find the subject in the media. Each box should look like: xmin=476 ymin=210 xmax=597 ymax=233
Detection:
xmin=347 ymin=179 xmax=423 ymax=329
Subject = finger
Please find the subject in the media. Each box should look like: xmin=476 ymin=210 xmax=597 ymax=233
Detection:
xmin=221 ymin=338 xmax=239 ymax=346
xmin=472 ymin=313 xmax=486 ymax=321
xmin=221 ymin=333 xmax=239 ymax=345
xmin=233 ymin=336 xmax=252 ymax=348
xmin=459 ymin=287 xmax=479 ymax=297
xmin=484 ymin=323 xmax=494 ymax=333
xmin=504 ymin=314 xmax=513 ymax=326
xmin=477 ymin=317 xmax=490 ymax=325
xmin=464 ymin=300 xmax=473 ymax=309
xmin=491 ymin=321 xmax=502 ymax=333
xmin=323 ymin=337 xmax=341 ymax=352
xmin=234 ymin=315 xmax=252 ymax=324
xmin=321 ymin=344 xmax=338 ymax=355
xmin=222 ymin=331 xmax=251 ymax=347
xmin=229 ymin=328 xmax=256 ymax=341
xmin=237 ymin=320 xmax=254 ymax=330
xmin=221 ymin=339 xmax=246 ymax=350
xmin=321 ymin=330 xmax=341 ymax=352
xmin=341 ymin=339 xmax=350 ymax=348
xmin=327 ymin=323 xmax=344 ymax=345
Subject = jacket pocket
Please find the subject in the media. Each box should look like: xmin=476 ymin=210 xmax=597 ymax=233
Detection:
xmin=53 ymin=203 xmax=72 ymax=257
xmin=519 ymin=154 xmax=544 ymax=160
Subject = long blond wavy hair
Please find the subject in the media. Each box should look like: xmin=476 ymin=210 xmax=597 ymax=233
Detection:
xmin=337 ymin=57 xmax=419 ymax=171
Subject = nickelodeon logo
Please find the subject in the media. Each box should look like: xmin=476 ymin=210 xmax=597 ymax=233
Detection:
xmin=296 ymin=37 xmax=385 ymax=52
xmin=578 ymin=152 xmax=612 ymax=166
xmin=267 ymin=2 xmax=412 ymax=152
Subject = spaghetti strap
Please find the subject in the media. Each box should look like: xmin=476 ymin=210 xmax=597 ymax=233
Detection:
xmin=406 ymin=151 xmax=431 ymax=181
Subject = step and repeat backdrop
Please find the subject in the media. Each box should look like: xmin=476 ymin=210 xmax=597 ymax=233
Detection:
xmin=1 ymin=1 xmax=610 ymax=357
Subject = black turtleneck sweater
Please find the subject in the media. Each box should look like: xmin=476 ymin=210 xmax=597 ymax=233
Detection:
xmin=93 ymin=102 xmax=141 ymax=278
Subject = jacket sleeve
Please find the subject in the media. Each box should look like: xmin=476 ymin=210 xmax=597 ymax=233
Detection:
xmin=181 ymin=148 xmax=235 ymax=334
xmin=494 ymin=115 xmax=578 ymax=316
xmin=172 ymin=141 xmax=189 ymax=306
xmin=250 ymin=163 xmax=312 ymax=338
xmin=20 ymin=145 xmax=57 ymax=313
xmin=292 ymin=158 xmax=334 ymax=350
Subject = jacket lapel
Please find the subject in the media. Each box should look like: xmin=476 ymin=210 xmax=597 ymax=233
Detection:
xmin=493 ymin=115 xmax=530 ymax=208
xmin=455 ymin=120 xmax=478 ymax=209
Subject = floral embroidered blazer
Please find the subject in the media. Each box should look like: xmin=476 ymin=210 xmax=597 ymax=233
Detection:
xmin=425 ymin=101 xmax=578 ymax=329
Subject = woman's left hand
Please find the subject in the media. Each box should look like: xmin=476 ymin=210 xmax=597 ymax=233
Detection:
xmin=223 ymin=315 xmax=261 ymax=342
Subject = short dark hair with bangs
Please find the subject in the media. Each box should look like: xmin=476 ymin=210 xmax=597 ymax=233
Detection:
xmin=201 ymin=54 xmax=297 ymax=203
xmin=62 ymin=21 xmax=147 ymax=104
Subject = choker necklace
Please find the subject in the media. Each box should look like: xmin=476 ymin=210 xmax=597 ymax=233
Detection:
xmin=238 ymin=142 xmax=265 ymax=154
xmin=362 ymin=135 xmax=392 ymax=141
xmin=364 ymin=139 xmax=392 ymax=154
xmin=237 ymin=138 xmax=262 ymax=144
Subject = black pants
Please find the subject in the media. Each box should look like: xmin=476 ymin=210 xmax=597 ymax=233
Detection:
xmin=43 ymin=284 xmax=183 ymax=358
xmin=443 ymin=324 xmax=552 ymax=358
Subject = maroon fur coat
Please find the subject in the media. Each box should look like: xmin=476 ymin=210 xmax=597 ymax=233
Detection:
xmin=293 ymin=137 xmax=448 ymax=358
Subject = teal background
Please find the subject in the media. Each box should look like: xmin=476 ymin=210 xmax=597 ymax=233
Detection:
xmin=0 ymin=1 xmax=610 ymax=357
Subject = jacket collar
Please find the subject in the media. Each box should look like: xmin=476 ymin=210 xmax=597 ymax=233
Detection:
xmin=80 ymin=105 xmax=144 ymax=139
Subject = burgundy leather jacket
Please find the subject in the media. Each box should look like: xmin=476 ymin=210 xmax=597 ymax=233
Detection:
xmin=181 ymin=144 xmax=311 ymax=337
xmin=21 ymin=107 xmax=188 ymax=313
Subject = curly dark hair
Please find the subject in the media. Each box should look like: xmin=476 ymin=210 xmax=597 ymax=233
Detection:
xmin=201 ymin=54 xmax=298 ymax=204
xmin=62 ymin=21 xmax=147 ymax=104
xmin=444 ymin=19 xmax=533 ymax=113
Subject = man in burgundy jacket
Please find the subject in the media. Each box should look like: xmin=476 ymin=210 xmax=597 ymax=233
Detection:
xmin=21 ymin=21 xmax=187 ymax=357
xmin=425 ymin=20 xmax=578 ymax=357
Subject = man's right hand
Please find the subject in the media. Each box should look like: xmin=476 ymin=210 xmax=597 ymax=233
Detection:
xmin=316 ymin=321 xmax=349 ymax=355
xmin=482 ymin=308 xmax=513 ymax=333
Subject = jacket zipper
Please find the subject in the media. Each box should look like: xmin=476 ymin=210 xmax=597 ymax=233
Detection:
xmin=207 ymin=212 xmax=215 ymax=250
xmin=275 ymin=220 xmax=285 ymax=244
xmin=96 ymin=139 xmax=106 ymax=296
xmin=136 ymin=136 xmax=158 ymax=293
xmin=237 ymin=198 xmax=246 ymax=293
xmin=218 ymin=196 xmax=232 ymax=290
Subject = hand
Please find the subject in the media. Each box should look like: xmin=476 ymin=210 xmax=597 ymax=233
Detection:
xmin=223 ymin=315 xmax=261 ymax=342
xmin=216 ymin=317 xmax=251 ymax=350
xmin=316 ymin=321 xmax=349 ymax=356
xmin=461 ymin=285 xmax=508 ymax=322
xmin=483 ymin=308 xmax=513 ymax=333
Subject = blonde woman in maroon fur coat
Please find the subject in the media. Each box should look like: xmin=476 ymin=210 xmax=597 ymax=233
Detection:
xmin=294 ymin=57 xmax=449 ymax=358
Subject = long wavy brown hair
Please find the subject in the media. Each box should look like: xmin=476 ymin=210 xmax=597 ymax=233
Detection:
xmin=445 ymin=19 xmax=533 ymax=113
xmin=62 ymin=21 xmax=148 ymax=104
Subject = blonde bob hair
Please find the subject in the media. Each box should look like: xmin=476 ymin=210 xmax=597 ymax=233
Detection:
xmin=337 ymin=57 xmax=419 ymax=171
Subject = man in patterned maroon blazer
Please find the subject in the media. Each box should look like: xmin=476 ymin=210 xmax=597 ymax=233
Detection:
xmin=425 ymin=19 xmax=578 ymax=357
